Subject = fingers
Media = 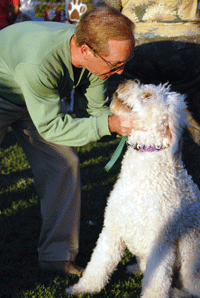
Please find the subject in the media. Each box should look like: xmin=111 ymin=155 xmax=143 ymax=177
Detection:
xmin=108 ymin=115 xmax=144 ymax=136
xmin=120 ymin=116 xmax=135 ymax=135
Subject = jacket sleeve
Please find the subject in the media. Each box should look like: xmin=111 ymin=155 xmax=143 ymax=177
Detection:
xmin=14 ymin=63 xmax=111 ymax=147
xmin=74 ymin=71 xmax=112 ymax=118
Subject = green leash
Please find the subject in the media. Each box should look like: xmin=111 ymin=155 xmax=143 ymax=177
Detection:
xmin=104 ymin=136 xmax=128 ymax=172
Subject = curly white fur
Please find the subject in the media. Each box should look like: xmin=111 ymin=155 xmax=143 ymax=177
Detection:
xmin=65 ymin=81 xmax=200 ymax=298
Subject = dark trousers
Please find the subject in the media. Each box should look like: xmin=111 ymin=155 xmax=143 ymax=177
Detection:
xmin=0 ymin=97 xmax=81 ymax=262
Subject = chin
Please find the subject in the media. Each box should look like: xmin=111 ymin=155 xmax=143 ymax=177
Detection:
xmin=98 ymin=74 xmax=110 ymax=80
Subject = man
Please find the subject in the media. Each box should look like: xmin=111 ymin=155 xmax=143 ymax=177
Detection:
xmin=0 ymin=5 xmax=135 ymax=274
xmin=0 ymin=0 xmax=20 ymax=30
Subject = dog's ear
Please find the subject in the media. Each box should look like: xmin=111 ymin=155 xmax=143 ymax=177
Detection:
xmin=167 ymin=116 xmax=182 ymax=156
xmin=167 ymin=93 xmax=188 ymax=156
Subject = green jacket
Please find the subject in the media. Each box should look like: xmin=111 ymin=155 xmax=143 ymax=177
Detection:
xmin=0 ymin=21 xmax=111 ymax=146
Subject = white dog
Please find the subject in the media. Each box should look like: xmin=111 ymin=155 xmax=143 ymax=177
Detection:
xmin=66 ymin=81 xmax=200 ymax=298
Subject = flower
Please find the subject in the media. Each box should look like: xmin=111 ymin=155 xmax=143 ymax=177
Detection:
xmin=142 ymin=3 xmax=176 ymax=22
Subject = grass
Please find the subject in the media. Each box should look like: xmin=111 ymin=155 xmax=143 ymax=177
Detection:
xmin=0 ymin=129 xmax=142 ymax=298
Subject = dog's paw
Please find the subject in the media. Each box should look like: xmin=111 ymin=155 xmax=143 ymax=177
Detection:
xmin=65 ymin=286 xmax=73 ymax=294
xmin=169 ymin=287 xmax=191 ymax=298
xmin=68 ymin=0 xmax=87 ymax=22
xmin=65 ymin=283 xmax=91 ymax=295
xmin=65 ymin=285 xmax=81 ymax=295
xmin=126 ymin=264 xmax=142 ymax=275
xmin=65 ymin=281 xmax=101 ymax=295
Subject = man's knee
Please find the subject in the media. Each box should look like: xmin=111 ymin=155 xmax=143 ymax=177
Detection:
xmin=55 ymin=146 xmax=80 ymax=175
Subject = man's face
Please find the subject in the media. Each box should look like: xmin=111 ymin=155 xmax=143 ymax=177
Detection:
xmin=85 ymin=39 xmax=134 ymax=80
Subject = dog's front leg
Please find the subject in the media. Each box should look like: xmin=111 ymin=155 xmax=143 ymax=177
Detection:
xmin=65 ymin=225 xmax=125 ymax=295
xmin=141 ymin=242 xmax=176 ymax=298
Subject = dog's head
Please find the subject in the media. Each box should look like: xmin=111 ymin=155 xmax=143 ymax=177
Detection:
xmin=110 ymin=80 xmax=188 ymax=155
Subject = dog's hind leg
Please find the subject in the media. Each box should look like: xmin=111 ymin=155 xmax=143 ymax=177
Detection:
xmin=65 ymin=225 xmax=125 ymax=295
xmin=126 ymin=263 xmax=143 ymax=275
xmin=178 ymin=230 xmax=200 ymax=297
xmin=169 ymin=287 xmax=192 ymax=298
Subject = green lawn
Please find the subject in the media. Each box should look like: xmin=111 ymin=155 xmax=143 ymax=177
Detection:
xmin=0 ymin=129 xmax=142 ymax=297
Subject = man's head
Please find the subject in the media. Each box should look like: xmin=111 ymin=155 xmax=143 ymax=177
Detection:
xmin=74 ymin=5 xmax=135 ymax=79
xmin=75 ymin=5 xmax=135 ymax=56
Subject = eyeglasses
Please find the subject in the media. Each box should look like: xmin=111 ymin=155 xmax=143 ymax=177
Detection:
xmin=85 ymin=42 xmax=133 ymax=74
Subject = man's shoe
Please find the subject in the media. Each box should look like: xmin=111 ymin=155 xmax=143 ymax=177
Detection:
xmin=39 ymin=260 xmax=84 ymax=276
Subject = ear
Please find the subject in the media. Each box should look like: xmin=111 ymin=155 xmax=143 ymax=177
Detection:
xmin=167 ymin=96 xmax=188 ymax=156
xmin=80 ymin=44 xmax=93 ymax=60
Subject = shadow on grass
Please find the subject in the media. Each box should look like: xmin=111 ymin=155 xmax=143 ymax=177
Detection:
xmin=0 ymin=168 xmax=33 ymax=189
xmin=0 ymin=202 xmax=42 ymax=297
xmin=1 ymin=129 xmax=18 ymax=150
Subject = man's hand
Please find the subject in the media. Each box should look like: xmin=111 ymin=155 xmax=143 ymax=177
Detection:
xmin=108 ymin=115 xmax=142 ymax=136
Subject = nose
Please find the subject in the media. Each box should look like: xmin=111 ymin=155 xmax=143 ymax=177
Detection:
xmin=115 ymin=65 xmax=125 ymax=75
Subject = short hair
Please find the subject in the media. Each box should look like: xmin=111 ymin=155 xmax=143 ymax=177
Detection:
xmin=74 ymin=5 xmax=135 ymax=56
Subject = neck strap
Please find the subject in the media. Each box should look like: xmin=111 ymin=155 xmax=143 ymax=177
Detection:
xmin=104 ymin=136 xmax=128 ymax=172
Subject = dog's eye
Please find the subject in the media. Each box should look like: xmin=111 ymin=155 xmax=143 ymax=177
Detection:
xmin=144 ymin=92 xmax=152 ymax=99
